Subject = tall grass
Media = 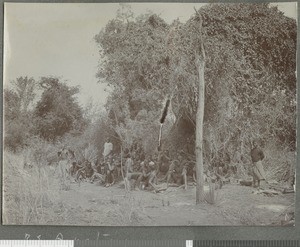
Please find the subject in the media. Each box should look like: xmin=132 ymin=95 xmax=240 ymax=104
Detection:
xmin=3 ymin=149 xmax=64 ymax=225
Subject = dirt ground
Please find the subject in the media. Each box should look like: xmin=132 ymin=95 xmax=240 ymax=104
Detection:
xmin=42 ymin=181 xmax=294 ymax=226
xmin=2 ymin=151 xmax=294 ymax=226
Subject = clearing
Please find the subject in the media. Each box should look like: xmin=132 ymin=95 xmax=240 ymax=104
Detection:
xmin=42 ymin=181 xmax=294 ymax=226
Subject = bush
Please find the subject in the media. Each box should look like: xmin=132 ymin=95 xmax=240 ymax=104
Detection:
xmin=4 ymin=118 xmax=31 ymax=152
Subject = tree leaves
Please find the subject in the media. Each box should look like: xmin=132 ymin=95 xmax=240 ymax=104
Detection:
xmin=95 ymin=3 xmax=296 ymax=154
xmin=34 ymin=77 xmax=85 ymax=141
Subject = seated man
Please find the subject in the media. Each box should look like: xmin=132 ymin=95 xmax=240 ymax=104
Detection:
xmin=136 ymin=160 xmax=151 ymax=190
xmin=76 ymin=160 xmax=94 ymax=182
xmin=205 ymin=166 xmax=224 ymax=189
xmin=157 ymin=150 xmax=171 ymax=181
xmin=70 ymin=161 xmax=83 ymax=177
xmin=166 ymin=155 xmax=188 ymax=189
xmin=185 ymin=160 xmax=195 ymax=181
xmin=94 ymin=159 xmax=104 ymax=174
xmin=91 ymin=162 xmax=106 ymax=184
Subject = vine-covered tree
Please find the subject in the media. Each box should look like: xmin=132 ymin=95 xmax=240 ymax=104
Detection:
xmin=198 ymin=3 xmax=296 ymax=161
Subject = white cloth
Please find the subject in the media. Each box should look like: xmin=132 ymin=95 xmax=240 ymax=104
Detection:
xmin=253 ymin=160 xmax=266 ymax=180
xmin=149 ymin=161 xmax=155 ymax=166
xmin=103 ymin=142 xmax=113 ymax=157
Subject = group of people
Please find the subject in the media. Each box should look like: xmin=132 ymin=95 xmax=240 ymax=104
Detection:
xmin=59 ymin=138 xmax=196 ymax=190
xmin=58 ymin=137 xmax=268 ymax=191
xmin=100 ymin=139 xmax=195 ymax=190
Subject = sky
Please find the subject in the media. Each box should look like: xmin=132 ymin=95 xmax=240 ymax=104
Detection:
xmin=3 ymin=2 xmax=297 ymax=108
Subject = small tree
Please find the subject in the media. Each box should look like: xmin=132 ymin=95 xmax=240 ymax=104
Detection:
xmin=10 ymin=76 xmax=37 ymax=112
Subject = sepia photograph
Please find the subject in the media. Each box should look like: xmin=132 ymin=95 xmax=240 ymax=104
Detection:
xmin=2 ymin=2 xmax=296 ymax=226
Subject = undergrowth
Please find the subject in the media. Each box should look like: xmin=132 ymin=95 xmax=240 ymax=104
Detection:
xmin=3 ymin=150 xmax=66 ymax=225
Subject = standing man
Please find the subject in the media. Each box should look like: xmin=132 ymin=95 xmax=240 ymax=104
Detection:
xmin=124 ymin=153 xmax=142 ymax=190
xmin=250 ymin=140 xmax=267 ymax=189
xmin=158 ymin=149 xmax=171 ymax=176
xmin=105 ymin=158 xmax=116 ymax=187
xmin=103 ymin=138 xmax=113 ymax=162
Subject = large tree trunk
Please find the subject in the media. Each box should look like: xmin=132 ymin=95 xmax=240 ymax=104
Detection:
xmin=194 ymin=10 xmax=206 ymax=204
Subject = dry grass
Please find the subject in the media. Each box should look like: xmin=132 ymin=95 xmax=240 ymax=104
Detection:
xmin=3 ymin=148 xmax=148 ymax=226
xmin=3 ymin=150 xmax=66 ymax=225
xmin=105 ymin=193 xmax=149 ymax=226
xmin=264 ymin=144 xmax=295 ymax=183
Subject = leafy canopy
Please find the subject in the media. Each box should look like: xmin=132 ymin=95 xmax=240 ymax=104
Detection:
xmin=95 ymin=3 xmax=296 ymax=154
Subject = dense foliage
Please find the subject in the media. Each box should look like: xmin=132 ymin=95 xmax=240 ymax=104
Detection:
xmin=4 ymin=77 xmax=37 ymax=151
xmin=95 ymin=3 xmax=296 ymax=167
xmin=4 ymin=77 xmax=86 ymax=150
xmin=34 ymin=77 xmax=85 ymax=141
